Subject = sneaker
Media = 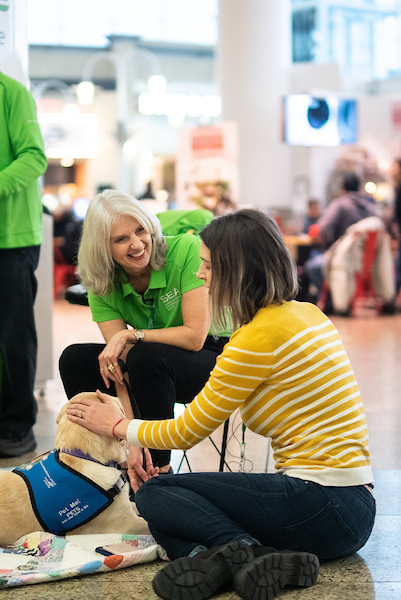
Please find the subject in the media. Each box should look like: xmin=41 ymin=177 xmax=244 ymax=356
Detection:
xmin=233 ymin=550 xmax=320 ymax=600
xmin=0 ymin=428 xmax=36 ymax=458
xmin=152 ymin=539 xmax=275 ymax=600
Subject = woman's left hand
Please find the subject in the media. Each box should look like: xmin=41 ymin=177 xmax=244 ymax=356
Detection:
xmin=98 ymin=330 xmax=133 ymax=388
xmin=66 ymin=389 xmax=128 ymax=438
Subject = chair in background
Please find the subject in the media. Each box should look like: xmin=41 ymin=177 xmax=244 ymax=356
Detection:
xmin=54 ymin=261 xmax=79 ymax=299
xmin=64 ymin=282 xmax=88 ymax=305
xmin=348 ymin=230 xmax=379 ymax=316
xmin=175 ymin=415 xmax=230 ymax=473
xmin=176 ymin=408 xmax=272 ymax=475
xmin=318 ymin=216 xmax=396 ymax=316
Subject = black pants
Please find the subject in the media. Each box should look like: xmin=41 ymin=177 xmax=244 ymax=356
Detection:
xmin=59 ymin=336 xmax=228 ymax=467
xmin=0 ymin=246 xmax=40 ymax=433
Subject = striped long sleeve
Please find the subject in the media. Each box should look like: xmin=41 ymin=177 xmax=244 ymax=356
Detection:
xmin=127 ymin=301 xmax=372 ymax=486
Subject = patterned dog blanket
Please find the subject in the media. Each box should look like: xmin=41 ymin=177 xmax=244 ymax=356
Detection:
xmin=0 ymin=531 xmax=167 ymax=588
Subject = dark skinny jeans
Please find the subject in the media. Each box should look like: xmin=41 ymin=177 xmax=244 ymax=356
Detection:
xmin=59 ymin=336 xmax=228 ymax=467
xmin=135 ymin=471 xmax=376 ymax=561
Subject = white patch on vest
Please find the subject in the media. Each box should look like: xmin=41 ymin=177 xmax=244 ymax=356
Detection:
xmin=59 ymin=499 xmax=91 ymax=525
xmin=40 ymin=460 xmax=57 ymax=488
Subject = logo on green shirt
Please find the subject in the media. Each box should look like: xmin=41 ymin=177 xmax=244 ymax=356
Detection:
xmin=160 ymin=288 xmax=181 ymax=311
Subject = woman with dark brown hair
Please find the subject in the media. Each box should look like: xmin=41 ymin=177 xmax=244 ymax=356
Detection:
xmin=67 ymin=209 xmax=375 ymax=600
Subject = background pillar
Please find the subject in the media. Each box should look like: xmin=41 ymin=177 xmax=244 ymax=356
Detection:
xmin=217 ymin=0 xmax=292 ymax=211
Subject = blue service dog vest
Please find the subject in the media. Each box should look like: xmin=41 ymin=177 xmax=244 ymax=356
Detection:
xmin=13 ymin=450 xmax=125 ymax=535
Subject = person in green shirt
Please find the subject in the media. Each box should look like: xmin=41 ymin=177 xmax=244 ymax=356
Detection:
xmin=59 ymin=189 xmax=229 ymax=486
xmin=0 ymin=71 xmax=47 ymax=458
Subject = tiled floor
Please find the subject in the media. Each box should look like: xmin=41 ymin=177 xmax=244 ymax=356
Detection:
xmin=1 ymin=300 xmax=401 ymax=600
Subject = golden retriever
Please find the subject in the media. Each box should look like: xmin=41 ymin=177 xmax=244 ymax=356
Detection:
xmin=0 ymin=392 xmax=150 ymax=545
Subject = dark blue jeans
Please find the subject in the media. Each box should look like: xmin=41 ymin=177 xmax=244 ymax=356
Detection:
xmin=135 ymin=471 xmax=376 ymax=561
xmin=0 ymin=246 xmax=40 ymax=433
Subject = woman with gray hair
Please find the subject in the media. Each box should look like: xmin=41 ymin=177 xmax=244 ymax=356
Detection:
xmin=59 ymin=190 xmax=230 ymax=485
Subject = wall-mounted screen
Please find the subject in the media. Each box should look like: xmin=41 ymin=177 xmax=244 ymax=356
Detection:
xmin=283 ymin=94 xmax=358 ymax=146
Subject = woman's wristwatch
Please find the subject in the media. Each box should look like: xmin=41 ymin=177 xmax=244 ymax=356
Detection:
xmin=134 ymin=329 xmax=145 ymax=343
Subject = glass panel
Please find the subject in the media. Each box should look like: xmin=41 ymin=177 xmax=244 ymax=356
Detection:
xmin=291 ymin=0 xmax=401 ymax=81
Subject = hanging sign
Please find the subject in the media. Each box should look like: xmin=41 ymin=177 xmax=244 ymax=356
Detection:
xmin=176 ymin=122 xmax=240 ymax=215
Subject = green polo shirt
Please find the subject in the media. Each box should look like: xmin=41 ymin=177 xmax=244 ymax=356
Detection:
xmin=88 ymin=234 xmax=231 ymax=336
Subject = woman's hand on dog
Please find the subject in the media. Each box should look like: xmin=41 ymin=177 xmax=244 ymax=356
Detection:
xmin=67 ymin=391 xmax=160 ymax=492
xmin=66 ymin=390 xmax=129 ymax=439
xmin=128 ymin=447 xmax=159 ymax=492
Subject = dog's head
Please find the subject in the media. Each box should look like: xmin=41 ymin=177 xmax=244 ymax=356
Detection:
xmin=55 ymin=392 xmax=127 ymax=465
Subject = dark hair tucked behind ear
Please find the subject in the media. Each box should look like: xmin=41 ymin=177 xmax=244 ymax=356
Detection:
xmin=199 ymin=210 xmax=298 ymax=329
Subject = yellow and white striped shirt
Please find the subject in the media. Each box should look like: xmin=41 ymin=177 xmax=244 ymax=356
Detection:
xmin=127 ymin=301 xmax=373 ymax=487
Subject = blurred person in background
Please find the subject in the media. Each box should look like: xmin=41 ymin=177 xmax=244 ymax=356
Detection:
xmin=305 ymin=172 xmax=376 ymax=302
xmin=302 ymin=198 xmax=321 ymax=235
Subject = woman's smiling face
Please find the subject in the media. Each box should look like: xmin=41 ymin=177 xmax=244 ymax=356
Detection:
xmin=110 ymin=215 xmax=152 ymax=275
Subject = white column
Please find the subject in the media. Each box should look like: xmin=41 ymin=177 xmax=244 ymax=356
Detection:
xmin=0 ymin=0 xmax=28 ymax=84
xmin=217 ymin=0 xmax=292 ymax=211
xmin=108 ymin=36 xmax=136 ymax=194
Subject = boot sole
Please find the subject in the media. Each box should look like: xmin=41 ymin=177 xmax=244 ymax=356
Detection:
xmin=152 ymin=539 xmax=255 ymax=600
xmin=233 ymin=551 xmax=320 ymax=600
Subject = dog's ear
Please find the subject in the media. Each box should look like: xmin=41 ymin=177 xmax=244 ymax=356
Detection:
xmin=56 ymin=404 xmax=66 ymax=425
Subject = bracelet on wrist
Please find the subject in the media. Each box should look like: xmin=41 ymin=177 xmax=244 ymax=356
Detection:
xmin=112 ymin=418 xmax=125 ymax=438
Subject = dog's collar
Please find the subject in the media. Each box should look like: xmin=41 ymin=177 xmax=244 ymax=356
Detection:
xmin=60 ymin=448 xmax=121 ymax=470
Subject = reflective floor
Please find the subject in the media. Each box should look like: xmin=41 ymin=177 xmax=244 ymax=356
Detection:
xmin=1 ymin=300 xmax=400 ymax=600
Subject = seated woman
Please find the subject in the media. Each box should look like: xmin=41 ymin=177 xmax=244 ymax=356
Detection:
xmin=67 ymin=209 xmax=376 ymax=600
xmin=59 ymin=189 xmax=230 ymax=484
